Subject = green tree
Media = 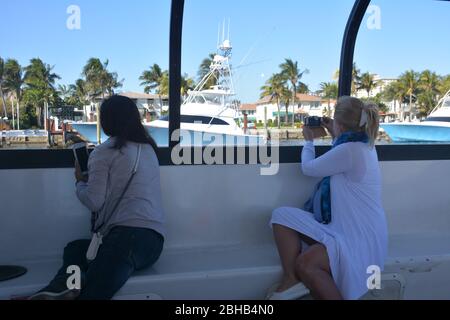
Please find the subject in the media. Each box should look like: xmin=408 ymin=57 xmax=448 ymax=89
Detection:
xmin=319 ymin=82 xmax=338 ymax=117
xmin=280 ymin=85 xmax=292 ymax=125
xmin=280 ymin=58 xmax=308 ymax=126
xmin=58 ymin=84 xmax=73 ymax=103
xmin=358 ymin=72 xmax=378 ymax=97
xmin=260 ymin=73 xmax=285 ymax=129
xmin=3 ymin=59 xmax=25 ymax=128
xmin=140 ymin=64 xmax=167 ymax=109
xmin=198 ymin=53 xmax=218 ymax=89
xmin=140 ymin=64 xmax=164 ymax=94
xmin=23 ymin=58 xmax=61 ymax=127
xmin=382 ymin=81 xmax=398 ymax=116
xmin=399 ymin=70 xmax=420 ymax=121
xmin=71 ymin=79 xmax=89 ymax=107
xmin=181 ymin=74 xmax=195 ymax=100
xmin=159 ymin=71 xmax=169 ymax=97
xmin=82 ymin=58 xmax=122 ymax=101
xmin=0 ymin=57 xmax=8 ymax=118
xmin=439 ymin=75 xmax=450 ymax=95
xmin=141 ymin=66 xmax=195 ymax=102
xmin=417 ymin=70 xmax=441 ymax=116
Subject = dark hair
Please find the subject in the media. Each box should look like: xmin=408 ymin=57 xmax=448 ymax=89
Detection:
xmin=100 ymin=95 xmax=158 ymax=151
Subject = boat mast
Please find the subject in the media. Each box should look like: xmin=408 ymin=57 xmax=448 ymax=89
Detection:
xmin=184 ymin=20 xmax=236 ymax=108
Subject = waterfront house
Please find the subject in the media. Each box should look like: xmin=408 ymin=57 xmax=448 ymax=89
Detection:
xmin=254 ymin=93 xmax=334 ymax=124
xmin=82 ymin=91 xmax=169 ymax=122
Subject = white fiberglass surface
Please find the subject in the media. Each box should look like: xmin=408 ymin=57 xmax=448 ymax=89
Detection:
xmin=1 ymin=160 xmax=450 ymax=299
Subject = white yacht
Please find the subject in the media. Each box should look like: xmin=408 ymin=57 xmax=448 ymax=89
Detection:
xmin=71 ymin=38 xmax=263 ymax=146
xmin=381 ymin=90 xmax=450 ymax=143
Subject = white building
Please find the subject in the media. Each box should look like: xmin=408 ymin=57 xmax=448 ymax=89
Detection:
xmin=239 ymin=103 xmax=257 ymax=122
xmin=82 ymin=91 xmax=169 ymax=122
xmin=252 ymin=93 xmax=336 ymax=124
xmin=355 ymin=74 xmax=399 ymax=116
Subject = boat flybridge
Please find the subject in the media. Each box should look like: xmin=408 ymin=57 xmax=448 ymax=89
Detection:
xmin=381 ymin=90 xmax=450 ymax=142
xmin=2 ymin=0 xmax=450 ymax=301
xmin=148 ymin=38 xmax=262 ymax=146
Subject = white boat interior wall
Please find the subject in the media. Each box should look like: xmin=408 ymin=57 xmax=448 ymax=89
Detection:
xmin=2 ymin=153 xmax=450 ymax=300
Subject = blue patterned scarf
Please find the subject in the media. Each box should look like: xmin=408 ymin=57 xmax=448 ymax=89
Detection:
xmin=304 ymin=131 xmax=369 ymax=224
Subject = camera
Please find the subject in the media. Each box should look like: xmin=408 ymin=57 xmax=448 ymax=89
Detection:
xmin=304 ymin=116 xmax=323 ymax=127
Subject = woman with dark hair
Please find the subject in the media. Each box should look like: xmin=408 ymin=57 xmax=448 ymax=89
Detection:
xmin=30 ymin=95 xmax=165 ymax=300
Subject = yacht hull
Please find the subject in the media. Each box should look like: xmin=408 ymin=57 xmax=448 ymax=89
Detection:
xmin=71 ymin=122 xmax=262 ymax=146
xmin=381 ymin=122 xmax=450 ymax=142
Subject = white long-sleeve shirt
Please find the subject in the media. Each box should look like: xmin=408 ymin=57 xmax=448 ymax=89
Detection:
xmin=271 ymin=141 xmax=388 ymax=299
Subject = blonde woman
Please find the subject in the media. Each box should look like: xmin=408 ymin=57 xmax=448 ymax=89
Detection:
xmin=269 ymin=96 xmax=388 ymax=300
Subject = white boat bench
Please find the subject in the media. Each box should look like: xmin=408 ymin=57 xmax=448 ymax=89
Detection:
xmin=3 ymin=234 xmax=450 ymax=300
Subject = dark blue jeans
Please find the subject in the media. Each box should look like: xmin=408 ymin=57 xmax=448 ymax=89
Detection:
xmin=45 ymin=226 xmax=164 ymax=300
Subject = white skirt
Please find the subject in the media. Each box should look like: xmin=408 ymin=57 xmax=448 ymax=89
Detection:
xmin=270 ymin=206 xmax=370 ymax=300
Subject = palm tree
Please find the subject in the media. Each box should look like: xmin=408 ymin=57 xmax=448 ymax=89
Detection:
xmin=104 ymin=70 xmax=123 ymax=96
xmin=334 ymin=63 xmax=361 ymax=95
xmin=260 ymin=73 xmax=285 ymax=129
xmin=140 ymin=64 xmax=163 ymax=93
xmin=439 ymin=75 xmax=450 ymax=95
xmin=280 ymin=58 xmax=309 ymax=126
xmin=140 ymin=64 xmax=166 ymax=109
xmin=23 ymin=58 xmax=61 ymax=127
xmin=417 ymin=70 xmax=440 ymax=116
xmin=0 ymin=57 xmax=8 ymax=118
xmin=198 ymin=53 xmax=218 ymax=89
xmin=358 ymin=72 xmax=378 ymax=97
xmin=280 ymin=85 xmax=292 ymax=124
xmin=71 ymin=79 xmax=89 ymax=107
xmin=319 ymin=82 xmax=338 ymax=117
xmin=82 ymin=58 xmax=122 ymax=101
xmin=4 ymin=59 xmax=24 ymax=109
xmin=58 ymin=84 xmax=73 ymax=102
xmin=159 ymin=71 xmax=169 ymax=97
xmin=383 ymin=80 xmax=409 ymax=120
xmin=399 ymin=70 xmax=420 ymax=121
xmin=181 ymin=74 xmax=195 ymax=100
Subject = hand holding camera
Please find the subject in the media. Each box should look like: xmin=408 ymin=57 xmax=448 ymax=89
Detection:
xmin=321 ymin=117 xmax=335 ymax=138
xmin=303 ymin=116 xmax=327 ymax=140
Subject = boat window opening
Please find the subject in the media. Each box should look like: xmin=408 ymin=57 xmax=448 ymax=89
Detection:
xmin=1 ymin=0 xmax=450 ymax=161
xmin=192 ymin=95 xmax=207 ymax=104
xmin=352 ymin=0 xmax=450 ymax=145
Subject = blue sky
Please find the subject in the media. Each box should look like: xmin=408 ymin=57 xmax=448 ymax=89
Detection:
xmin=1 ymin=0 xmax=449 ymax=103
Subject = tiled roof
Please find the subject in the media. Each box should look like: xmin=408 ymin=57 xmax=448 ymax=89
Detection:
xmin=296 ymin=93 xmax=322 ymax=102
xmin=119 ymin=91 xmax=168 ymax=100
xmin=240 ymin=103 xmax=257 ymax=111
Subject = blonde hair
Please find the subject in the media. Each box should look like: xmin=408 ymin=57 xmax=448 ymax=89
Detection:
xmin=334 ymin=96 xmax=379 ymax=147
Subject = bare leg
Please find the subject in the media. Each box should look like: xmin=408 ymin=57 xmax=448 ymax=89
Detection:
xmin=271 ymin=223 xmax=320 ymax=292
xmin=272 ymin=224 xmax=302 ymax=291
xmin=296 ymin=244 xmax=343 ymax=300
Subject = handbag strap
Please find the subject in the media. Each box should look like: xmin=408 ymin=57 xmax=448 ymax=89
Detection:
xmin=92 ymin=144 xmax=142 ymax=234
